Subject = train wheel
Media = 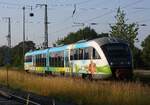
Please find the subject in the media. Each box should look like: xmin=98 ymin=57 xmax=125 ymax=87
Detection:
xmin=88 ymin=74 xmax=93 ymax=81
xmin=115 ymin=70 xmax=133 ymax=80
xmin=25 ymin=70 xmax=29 ymax=73
xmin=82 ymin=74 xmax=86 ymax=79
xmin=115 ymin=70 xmax=119 ymax=79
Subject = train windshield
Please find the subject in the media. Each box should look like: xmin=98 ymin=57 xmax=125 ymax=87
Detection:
xmin=101 ymin=43 xmax=131 ymax=66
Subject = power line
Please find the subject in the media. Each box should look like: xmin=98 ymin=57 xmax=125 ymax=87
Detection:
xmin=50 ymin=25 xmax=73 ymax=34
xmin=76 ymin=0 xmax=93 ymax=5
xmin=84 ymin=0 xmax=144 ymax=23
xmin=0 ymin=0 xmax=148 ymax=42
xmin=0 ymin=1 xmax=22 ymax=6
xmin=133 ymin=7 xmax=150 ymax=10
xmin=137 ymin=18 xmax=150 ymax=23
xmin=49 ymin=0 xmax=146 ymax=36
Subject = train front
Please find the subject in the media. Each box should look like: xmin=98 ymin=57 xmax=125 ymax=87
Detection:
xmin=100 ymin=39 xmax=133 ymax=80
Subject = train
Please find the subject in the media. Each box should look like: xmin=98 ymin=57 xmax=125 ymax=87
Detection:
xmin=24 ymin=37 xmax=133 ymax=80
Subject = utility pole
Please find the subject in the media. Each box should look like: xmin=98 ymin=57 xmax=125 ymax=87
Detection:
xmin=36 ymin=4 xmax=48 ymax=48
xmin=8 ymin=18 xmax=11 ymax=48
xmin=45 ymin=4 xmax=48 ymax=48
xmin=23 ymin=6 xmax=25 ymax=57
xmin=3 ymin=17 xmax=11 ymax=88
xmin=4 ymin=17 xmax=11 ymax=48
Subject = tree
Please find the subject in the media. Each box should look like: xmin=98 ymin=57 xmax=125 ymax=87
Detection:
xmin=12 ymin=41 xmax=35 ymax=67
xmin=141 ymin=35 xmax=150 ymax=68
xmin=0 ymin=46 xmax=11 ymax=66
xmin=56 ymin=27 xmax=98 ymax=45
xmin=110 ymin=7 xmax=139 ymax=49
xmin=97 ymin=33 xmax=109 ymax=38
xmin=110 ymin=7 xmax=141 ymax=68
xmin=132 ymin=47 xmax=144 ymax=68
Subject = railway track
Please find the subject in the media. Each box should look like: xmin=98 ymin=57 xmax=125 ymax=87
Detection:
xmin=0 ymin=86 xmax=74 ymax=105
xmin=0 ymin=90 xmax=41 ymax=105
xmin=0 ymin=95 xmax=21 ymax=105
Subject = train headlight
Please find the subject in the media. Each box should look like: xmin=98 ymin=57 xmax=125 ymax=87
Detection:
xmin=127 ymin=62 xmax=130 ymax=65
xmin=110 ymin=62 xmax=113 ymax=65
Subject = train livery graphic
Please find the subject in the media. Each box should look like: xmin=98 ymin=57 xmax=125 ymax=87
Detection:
xmin=24 ymin=37 xmax=133 ymax=79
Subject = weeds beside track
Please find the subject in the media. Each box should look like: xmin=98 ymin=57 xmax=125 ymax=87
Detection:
xmin=0 ymin=69 xmax=150 ymax=105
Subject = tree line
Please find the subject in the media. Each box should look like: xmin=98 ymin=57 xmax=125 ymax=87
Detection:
xmin=0 ymin=41 xmax=35 ymax=68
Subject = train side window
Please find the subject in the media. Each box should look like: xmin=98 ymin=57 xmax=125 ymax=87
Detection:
xmin=49 ymin=53 xmax=52 ymax=66
xmin=35 ymin=54 xmax=46 ymax=67
xmin=79 ymin=48 xmax=83 ymax=60
xmin=70 ymin=49 xmax=74 ymax=60
xmin=84 ymin=48 xmax=90 ymax=59
xmin=60 ymin=51 xmax=64 ymax=67
xmin=49 ymin=51 xmax=64 ymax=67
xmin=92 ymin=48 xmax=101 ymax=59
xmin=39 ymin=54 xmax=41 ymax=66
xmin=74 ymin=49 xmax=78 ymax=60
xmin=40 ymin=54 xmax=42 ymax=66
xmin=30 ymin=56 xmax=32 ymax=62
xmin=61 ymin=56 xmax=63 ymax=67
xmin=58 ymin=56 xmax=61 ymax=67
xmin=53 ymin=53 xmax=56 ymax=67
xmin=25 ymin=55 xmax=32 ymax=62
xmin=41 ymin=54 xmax=43 ymax=66
xmin=42 ymin=54 xmax=46 ymax=67
xmin=49 ymin=52 xmax=54 ymax=67
xmin=51 ymin=57 xmax=55 ymax=67
xmin=35 ymin=55 xmax=38 ymax=66
xmin=54 ymin=53 xmax=56 ymax=67
xmin=51 ymin=52 xmax=55 ymax=67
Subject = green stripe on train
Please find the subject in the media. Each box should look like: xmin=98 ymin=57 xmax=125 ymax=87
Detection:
xmin=48 ymin=67 xmax=66 ymax=72
xmin=36 ymin=67 xmax=45 ymax=73
xmin=96 ymin=65 xmax=112 ymax=74
xmin=35 ymin=65 xmax=112 ymax=74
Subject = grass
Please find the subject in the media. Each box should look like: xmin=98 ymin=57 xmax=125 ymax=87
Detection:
xmin=0 ymin=69 xmax=150 ymax=105
xmin=134 ymin=70 xmax=150 ymax=83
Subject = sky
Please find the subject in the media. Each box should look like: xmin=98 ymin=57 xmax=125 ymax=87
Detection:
xmin=0 ymin=0 xmax=149 ymax=48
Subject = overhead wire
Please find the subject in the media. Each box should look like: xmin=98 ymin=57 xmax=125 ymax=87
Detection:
xmin=0 ymin=0 xmax=148 ymax=39
xmin=50 ymin=0 xmax=108 ymax=33
xmin=84 ymin=0 xmax=145 ymax=23
xmin=50 ymin=0 xmax=146 ymax=35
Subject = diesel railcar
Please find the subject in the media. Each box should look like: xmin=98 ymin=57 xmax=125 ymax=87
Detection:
xmin=24 ymin=37 xmax=133 ymax=79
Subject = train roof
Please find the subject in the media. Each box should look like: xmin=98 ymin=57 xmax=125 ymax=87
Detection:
xmin=93 ymin=37 xmax=128 ymax=46
xmin=25 ymin=37 xmax=128 ymax=56
xmin=25 ymin=49 xmax=48 ymax=56
xmin=48 ymin=45 xmax=68 ymax=52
